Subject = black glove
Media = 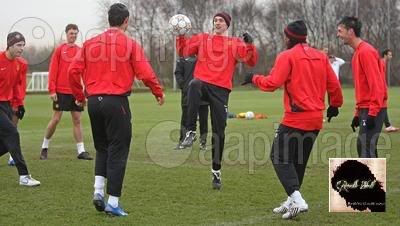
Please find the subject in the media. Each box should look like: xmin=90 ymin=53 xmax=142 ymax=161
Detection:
xmin=366 ymin=115 xmax=376 ymax=130
xmin=242 ymin=32 xmax=253 ymax=44
xmin=15 ymin=105 xmax=25 ymax=120
xmin=326 ymin=106 xmax=339 ymax=122
xmin=241 ymin=72 xmax=254 ymax=85
xmin=351 ymin=116 xmax=359 ymax=132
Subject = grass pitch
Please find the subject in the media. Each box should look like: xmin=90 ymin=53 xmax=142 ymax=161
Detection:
xmin=1 ymin=88 xmax=399 ymax=225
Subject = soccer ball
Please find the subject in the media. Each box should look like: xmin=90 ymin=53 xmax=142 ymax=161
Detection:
xmin=245 ymin=111 xmax=255 ymax=120
xmin=169 ymin=14 xmax=192 ymax=35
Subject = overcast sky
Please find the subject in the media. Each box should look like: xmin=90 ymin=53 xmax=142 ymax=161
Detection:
xmin=0 ymin=0 xmax=106 ymax=49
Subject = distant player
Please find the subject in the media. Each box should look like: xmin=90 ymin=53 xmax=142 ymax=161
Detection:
xmin=175 ymin=12 xmax=258 ymax=189
xmin=337 ymin=17 xmax=387 ymax=157
xmin=69 ymin=3 xmax=164 ymax=216
xmin=380 ymin=49 xmax=399 ymax=132
xmin=0 ymin=31 xmax=41 ymax=186
xmin=322 ymin=47 xmax=345 ymax=79
xmin=243 ymin=20 xmax=343 ymax=219
xmin=329 ymin=55 xmax=345 ymax=79
xmin=40 ymin=24 xmax=92 ymax=160
xmin=174 ymin=55 xmax=209 ymax=150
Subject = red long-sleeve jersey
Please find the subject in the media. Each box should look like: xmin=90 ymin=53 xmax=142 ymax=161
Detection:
xmin=69 ymin=29 xmax=163 ymax=102
xmin=351 ymin=41 xmax=387 ymax=116
xmin=252 ymin=44 xmax=343 ymax=131
xmin=0 ymin=51 xmax=27 ymax=109
xmin=176 ymin=33 xmax=258 ymax=90
xmin=380 ymin=59 xmax=387 ymax=75
xmin=48 ymin=43 xmax=80 ymax=94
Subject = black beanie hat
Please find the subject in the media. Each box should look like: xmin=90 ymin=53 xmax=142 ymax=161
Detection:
xmin=214 ymin=12 xmax=231 ymax=28
xmin=7 ymin=31 xmax=25 ymax=49
xmin=284 ymin=20 xmax=307 ymax=42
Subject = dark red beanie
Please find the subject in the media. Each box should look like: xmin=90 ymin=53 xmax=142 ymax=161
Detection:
xmin=7 ymin=32 xmax=25 ymax=49
xmin=213 ymin=12 xmax=231 ymax=28
xmin=284 ymin=20 xmax=307 ymax=42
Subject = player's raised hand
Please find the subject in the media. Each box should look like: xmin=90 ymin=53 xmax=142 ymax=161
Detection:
xmin=242 ymin=32 xmax=253 ymax=44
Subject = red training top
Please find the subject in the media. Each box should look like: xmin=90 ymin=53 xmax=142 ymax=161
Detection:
xmin=48 ymin=43 xmax=80 ymax=94
xmin=0 ymin=51 xmax=27 ymax=109
xmin=176 ymin=33 xmax=258 ymax=90
xmin=351 ymin=41 xmax=387 ymax=116
xmin=69 ymin=29 xmax=163 ymax=102
xmin=252 ymin=44 xmax=343 ymax=131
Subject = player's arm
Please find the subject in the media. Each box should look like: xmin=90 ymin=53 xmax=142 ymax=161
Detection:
xmin=251 ymin=53 xmax=291 ymax=92
xmin=176 ymin=34 xmax=201 ymax=57
xmin=68 ymin=47 xmax=86 ymax=104
xmin=359 ymin=50 xmax=385 ymax=117
xmin=236 ymin=34 xmax=258 ymax=67
xmin=48 ymin=46 xmax=61 ymax=101
xmin=12 ymin=61 xmax=28 ymax=120
xmin=131 ymin=41 xmax=164 ymax=105
xmin=335 ymin=57 xmax=345 ymax=66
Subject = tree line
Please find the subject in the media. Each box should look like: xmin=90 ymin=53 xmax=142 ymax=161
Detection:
xmin=24 ymin=0 xmax=400 ymax=88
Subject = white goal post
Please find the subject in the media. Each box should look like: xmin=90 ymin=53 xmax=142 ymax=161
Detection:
xmin=27 ymin=72 xmax=48 ymax=92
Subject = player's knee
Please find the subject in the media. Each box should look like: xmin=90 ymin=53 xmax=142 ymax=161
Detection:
xmin=189 ymin=78 xmax=202 ymax=89
xmin=270 ymin=148 xmax=282 ymax=164
xmin=7 ymin=127 xmax=20 ymax=138
xmin=270 ymin=150 xmax=275 ymax=162
xmin=72 ymin=117 xmax=81 ymax=126
xmin=52 ymin=116 xmax=61 ymax=124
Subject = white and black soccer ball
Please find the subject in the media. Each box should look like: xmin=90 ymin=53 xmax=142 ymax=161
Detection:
xmin=245 ymin=111 xmax=255 ymax=120
xmin=169 ymin=14 xmax=192 ymax=35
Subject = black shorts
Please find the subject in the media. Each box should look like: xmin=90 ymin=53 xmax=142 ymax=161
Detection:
xmin=53 ymin=93 xmax=84 ymax=112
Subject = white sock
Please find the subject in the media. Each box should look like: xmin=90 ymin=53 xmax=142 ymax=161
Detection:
xmin=211 ymin=169 xmax=221 ymax=174
xmin=19 ymin=175 xmax=28 ymax=180
xmin=42 ymin=138 xmax=50 ymax=149
xmin=94 ymin=176 xmax=105 ymax=196
xmin=290 ymin=190 xmax=305 ymax=203
xmin=9 ymin=155 xmax=13 ymax=161
xmin=108 ymin=195 xmax=119 ymax=208
xmin=76 ymin=142 xmax=85 ymax=154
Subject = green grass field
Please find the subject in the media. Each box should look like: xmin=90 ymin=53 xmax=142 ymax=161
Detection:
xmin=1 ymin=88 xmax=399 ymax=225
